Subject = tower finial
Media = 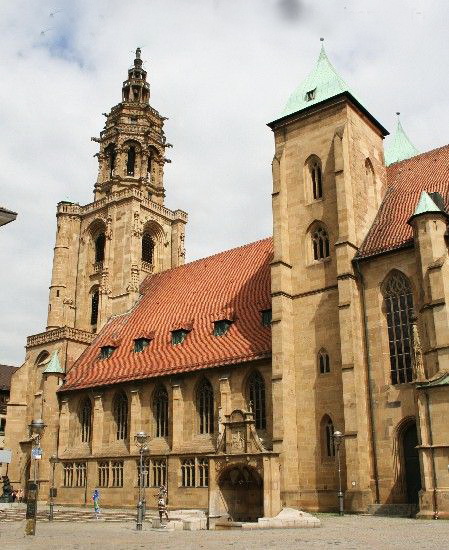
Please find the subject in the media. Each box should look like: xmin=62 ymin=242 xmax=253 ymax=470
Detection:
xmin=320 ymin=37 xmax=324 ymax=42
xmin=396 ymin=111 xmax=400 ymax=117
xmin=136 ymin=47 xmax=141 ymax=59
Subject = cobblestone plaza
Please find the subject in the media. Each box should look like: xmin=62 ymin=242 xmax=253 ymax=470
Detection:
xmin=1 ymin=515 xmax=449 ymax=550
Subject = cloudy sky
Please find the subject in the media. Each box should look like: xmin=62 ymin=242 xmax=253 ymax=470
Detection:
xmin=0 ymin=0 xmax=447 ymax=365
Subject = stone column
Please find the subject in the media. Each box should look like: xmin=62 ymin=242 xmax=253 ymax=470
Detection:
xmin=171 ymin=380 xmax=183 ymax=452
xmin=129 ymin=388 xmax=142 ymax=453
xmin=58 ymin=398 xmax=70 ymax=456
xmin=91 ymin=393 xmax=104 ymax=454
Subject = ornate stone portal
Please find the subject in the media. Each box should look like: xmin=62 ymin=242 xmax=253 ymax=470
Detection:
xmin=208 ymin=410 xmax=280 ymax=523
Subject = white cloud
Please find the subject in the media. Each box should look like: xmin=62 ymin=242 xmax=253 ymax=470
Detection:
xmin=1 ymin=0 xmax=448 ymax=364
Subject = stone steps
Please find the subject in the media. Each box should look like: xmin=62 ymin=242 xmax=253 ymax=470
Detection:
xmin=366 ymin=503 xmax=418 ymax=518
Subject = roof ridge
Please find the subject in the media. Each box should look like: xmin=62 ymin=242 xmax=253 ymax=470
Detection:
xmin=388 ymin=142 xmax=449 ymax=169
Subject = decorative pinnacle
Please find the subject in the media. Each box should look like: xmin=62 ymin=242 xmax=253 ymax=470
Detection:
xmin=320 ymin=37 xmax=324 ymax=42
xmin=136 ymin=47 xmax=141 ymax=59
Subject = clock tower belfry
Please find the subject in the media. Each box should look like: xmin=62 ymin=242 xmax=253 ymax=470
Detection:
xmin=47 ymin=48 xmax=188 ymax=333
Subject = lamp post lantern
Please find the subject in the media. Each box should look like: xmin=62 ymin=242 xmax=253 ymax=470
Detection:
xmin=135 ymin=431 xmax=149 ymax=531
xmin=26 ymin=419 xmax=46 ymax=536
xmin=333 ymin=430 xmax=344 ymax=516
xmin=49 ymin=455 xmax=58 ymax=521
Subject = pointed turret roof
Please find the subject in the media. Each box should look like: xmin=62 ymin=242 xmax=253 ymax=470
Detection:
xmin=43 ymin=350 xmax=64 ymax=375
xmin=269 ymin=40 xmax=387 ymax=135
xmin=281 ymin=41 xmax=360 ymax=118
xmin=408 ymin=190 xmax=448 ymax=224
xmin=385 ymin=115 xmax=419 ymax=166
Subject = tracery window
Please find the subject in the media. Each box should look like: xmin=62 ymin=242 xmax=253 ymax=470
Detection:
xmin=312 ymin=226 xmax=330 ymax=261
xmin=197 ymin=379 xmax=214 ymax=435
xmin=127 ymin=146 xmax=136 ymax=176
xmin=90 ymin=289 xmax=99 ymax=326
xmin=98 ymin=461 xmax=109 ymax=487
xmin=95 ymin=233 xmax=106 ymax=263
xmin=248 ymin=371 xmax=266 ymax=430
xmin=323 ymin=415 xmax=335 ymax=458
xmin=309 ymin=157 xmax=323 ymax=200
xmin=198 ymin=458 xmax=209 ymax=487
xmin=114 ymin=392 xmax=128 ymax=441
xmin=63 ymin=462 xmax=74 ymax=487
xmin=318 ymin=349 xmax=330 ymax=374
xmin=383 ymin=272 xmax=414 ymax=384
xmin=181 ymin=458 xmax=195 ymax=487
xmin=105 ymin=144 xmax=116 ymax=178
xmin=154 ymin=386 xmax=169 ymax=438
xmin=111 ymin=461 xmax=124 ymax=487
xmin=152 ymin=458 xmax=167 ymax=487
xmin=80 ymin=398 xmax=92 ymax=443
xmin=141 ymin=233 xmax=154 ymax=264
xmin=75 ymin=462 xmax=87 ymax=487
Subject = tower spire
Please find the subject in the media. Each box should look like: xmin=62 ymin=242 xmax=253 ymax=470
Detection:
xmin=384 ymin=113 xmax=419 ymax=166
xmin=122 ymin=47 xmax=150 ymax=104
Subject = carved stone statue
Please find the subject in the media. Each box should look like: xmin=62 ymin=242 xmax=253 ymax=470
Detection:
xmin=412 ymin=320 xmax=426 ymax=381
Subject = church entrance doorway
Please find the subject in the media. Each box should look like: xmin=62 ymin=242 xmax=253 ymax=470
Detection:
xmin=218 ymin=465 xmax=263 ymax=522
xmin=402 ymin=421 xmax=421 ymax=504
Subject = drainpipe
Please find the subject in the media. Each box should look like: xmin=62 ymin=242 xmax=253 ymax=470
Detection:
xmin=354 ymin=259 xmax=380 ymax=503
xmin=424 ymin=390 xmax=439 ymax=519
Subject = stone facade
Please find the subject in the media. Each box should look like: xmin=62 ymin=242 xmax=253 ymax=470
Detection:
xmin=4 ymin=46 xmax=449 ymax=521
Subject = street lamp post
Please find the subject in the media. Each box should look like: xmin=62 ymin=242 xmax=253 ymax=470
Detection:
xmin=48 ymin=455 xmax=58 ymax=521
xmin=26 ymin=419 xmax=46 ymax=536
xmin=135 ymin=431 xmax=149 ymax=531
xmin=333 ymin=430 xmax=344 ymax=516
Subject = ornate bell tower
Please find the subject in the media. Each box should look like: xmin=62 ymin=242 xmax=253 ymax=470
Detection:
xmin=47 ymin=48 xmax=188 ymax=333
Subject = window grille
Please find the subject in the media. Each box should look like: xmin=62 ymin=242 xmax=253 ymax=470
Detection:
xmin=213 ymin=320 xmax=231 ymax=336
xmin=383 ymin=272 xmax=414 ymax=384
xmin=181 ymin=458 xmax=195 ymax=487
xmin=310 ymin=160 xmax=323 ymax=200
xmin=312 ymin=226 xmax=330 ymax=260
xmin=63 ymin=462 xmax=74 ymax=487
xmin=141 ymin=233 xmax=154 ymax=263
xmin=75 ymin=462 xmax=87 ymax=487
xmin=100 ymin=346 xmax=116 ymax=360
xmin=324 ymin=417 xmax=335 ymax=458
xmin=152 ymin=458 xmax=167 ymax=487
xmin=111 ymin=461 xmax=124 ymax=487
xmin=154 ymin=386 xmax=169 ymax=437
xmin=80 ymin=398 xmax=92 ymax=443
xmin=98 ymin=461 xmax=109 ymax=487
xmin=171 ymin=329 xmax=188 ymax=345
xmin=248 ymin=371 xmax=266 ymax=430
xmin=261 ymin=309 xmax=272 ymax=327
xmin=197 ymin=379 xmax=214 ymax=434
xmin=91 ymin=289 xmax=99 ymax=326
xmin=198 ymin=458 xmax=209 ymax=487
xmin=95 ymin=233 xmax=106 ymax=263
xmin=127 ymin=146 xmax=136 ymax=176
xmin=318 ymin=350 xmax=330 ymax=374
xmin=114 ymin=392 xmax=128 ymax=440
xmin=134 ymin=337 xmax=150 ymax=352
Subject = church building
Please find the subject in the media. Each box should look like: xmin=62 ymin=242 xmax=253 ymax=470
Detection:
xmin=5 ymin=44 xmax=449 ymax=520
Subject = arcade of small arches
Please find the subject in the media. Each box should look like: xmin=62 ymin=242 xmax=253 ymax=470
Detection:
xmin=102 ymin=141 xmax=160 ymax=184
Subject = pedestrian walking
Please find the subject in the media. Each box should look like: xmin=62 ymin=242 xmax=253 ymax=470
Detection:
xmin=17 ymin=488 xmax=23 ymax=503
xmin=156 ymin=485 xmax=169 ymax=525
xmin=92 ymin=488 xmax=101 ymax=518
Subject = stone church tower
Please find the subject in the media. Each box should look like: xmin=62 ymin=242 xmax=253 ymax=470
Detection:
xmin=5 ymin=49 xmax=187 ymax=493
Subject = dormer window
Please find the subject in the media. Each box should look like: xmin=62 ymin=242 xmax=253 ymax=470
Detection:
xmin=171 ymin=329 xmax=188 ymax=345
xmin=100 ymin=346 xmax=116 ymax=360
xmin=305 ymin=88 xmax=316 ymax=101
xmin=213 ymin=320 xmax=232 ymax=337
xmin=134 ymin=338 xmax=150 ymax=353
xmin=261 ymin=309 xmax=272 ymax=327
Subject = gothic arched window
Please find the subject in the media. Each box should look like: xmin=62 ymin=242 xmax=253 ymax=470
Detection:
xmin=95 ymin=233 xmax=106 ymax=263
xmin=309 ymin=157 xmax=323 ymax=200
xmin=142 ymin=233 xmax=154 ymax=264
xmin=153 ymin=386 xmax=168 ymax=437
xmin=322 ymin=415 xmax=335 ymax=458
xmin=105 ymin=144 xmax=116 ymax=178
xmin=318 ymin=349 xmax=330 ymax=374
xmin=127 ymin=146 xmax=136 ymax=176
xmin=114 ymin=392 xmax=128 ymax=441
xmin=90 ymin=288 xmax=99 ymax=326
xmin=312 ymin=226 xmax=330 ymax=260
xmin=383 ymin=272 xmax=414 ymax=384
xmin=197 ymin=379 xmax=214 ymax=435
xmin=80 ymin=398 xmax=92 ymax=443
xmin=248 ymin=371 xmax=266 ymax=430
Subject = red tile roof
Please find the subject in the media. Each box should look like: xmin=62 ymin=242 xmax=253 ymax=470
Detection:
xmin=63 ymin=238 xmax=273 ymax=391
xmin=358 ymin=145 xmax=449 ymax=258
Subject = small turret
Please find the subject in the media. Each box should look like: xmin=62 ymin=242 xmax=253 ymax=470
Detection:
xmin=385 ymin=113 xmax=419 ymax=166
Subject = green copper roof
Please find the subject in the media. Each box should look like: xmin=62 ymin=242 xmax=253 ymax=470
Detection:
xmin=417 ymin=371 xmax=449 ymax=388
xmin=280 ymin=43 xmax=362 ymax=119
xmin=385 ymin=118 xmax=419 ymax=166
xmin=411 ymin=191 xmax=443 ymax=218
xmin=43 ymin=350 xmax=64 ymax=375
